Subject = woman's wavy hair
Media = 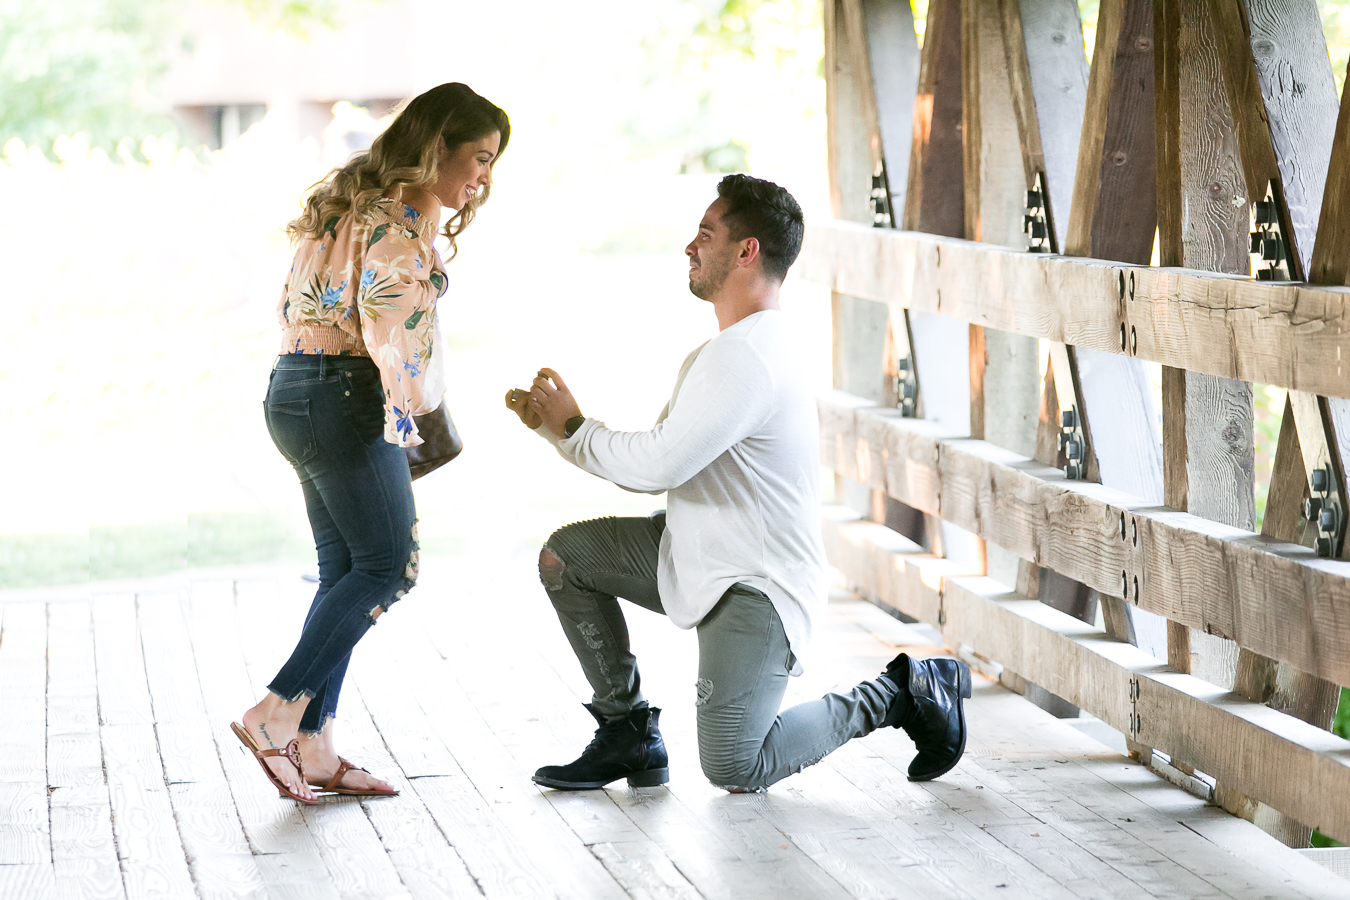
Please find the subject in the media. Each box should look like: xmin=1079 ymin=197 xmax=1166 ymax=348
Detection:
xmin=289 ymin=83 xmax=510 ymax=261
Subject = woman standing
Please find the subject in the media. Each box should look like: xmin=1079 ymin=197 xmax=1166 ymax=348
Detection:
xmin=232 ymin=83 xmax=509 ymax=803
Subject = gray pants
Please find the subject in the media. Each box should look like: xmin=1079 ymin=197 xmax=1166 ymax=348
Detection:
xmin=540 ymin=513 xmax=898 ymax=791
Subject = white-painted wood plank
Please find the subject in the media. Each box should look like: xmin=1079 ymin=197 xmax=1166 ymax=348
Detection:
xmin=0 ymin=862 xmax=56 ymax=900
xmin=0 ymin=781 xmax=51 ymax=866
xmin=91 ymin=594 xmax=154 ymax=726
xmin=0 ymin=601 xmax=47 ymax=784
xmin=100 ymin=723 xmax=195 ymax=899
xmin=49 ymin=791 xmax=125 ymax=900
xmin=180 ymin=580 xmax=335 ymax=895
xmin=233 ymin=580 xmax=415 ymax=900
xmin=589 ymin=840 xmax=705 ymax=900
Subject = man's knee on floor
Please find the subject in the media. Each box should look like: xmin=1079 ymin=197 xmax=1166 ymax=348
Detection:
xmin=699 ymin=755 xmax=767 ymax=793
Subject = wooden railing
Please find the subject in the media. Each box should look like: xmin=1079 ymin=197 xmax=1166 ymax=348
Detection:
xmin=815 ymin=0 xmax=1350 ymax=847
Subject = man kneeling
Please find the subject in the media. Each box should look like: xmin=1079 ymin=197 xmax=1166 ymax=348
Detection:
xmin=505 ymin=175 xmax=971 ymax=792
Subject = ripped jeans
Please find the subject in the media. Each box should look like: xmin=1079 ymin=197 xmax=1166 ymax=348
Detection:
xmin=541 ymin=513 xmax=897 ymax=791
xmin=263 ymin=354 xmax=419 ymax=733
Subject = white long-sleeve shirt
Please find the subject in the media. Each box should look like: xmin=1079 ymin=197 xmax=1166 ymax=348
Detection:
xmin=536 ymin=309 xmax=827 ymax=673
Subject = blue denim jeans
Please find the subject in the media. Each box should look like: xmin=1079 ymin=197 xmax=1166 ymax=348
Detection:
xmin=263 ymin=354 xmax=419 ymax=733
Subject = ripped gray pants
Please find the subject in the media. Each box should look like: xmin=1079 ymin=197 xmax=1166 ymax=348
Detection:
xmin=540 ymin=513 xmax=898 ymax=791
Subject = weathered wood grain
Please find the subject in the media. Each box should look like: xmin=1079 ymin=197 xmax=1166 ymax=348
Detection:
xmin=819 ymin=508 xmax=1350 ymax=846
xmin=963 ymin=0 xmax=1025 ymax=246
xmin=100 ymin=723 xmax=195 ymax=898
xmin=820 ymin=391 xmax=1350 ymax=685
xmin=1066 ymin=0 xmax=1157 ymax=262
xmin=796 ymin=220 xmax=1350 ymax=398
xmin=903 ymin=0 xmax=965 ymax=236
xmin=825 ymin=0 xmax=875 ymax=224
xmin=1211 ymin=0 xmax=1339 ymax=281
xmin=861 ymin=0 xmax=921 ymax=215
xmin=1309 ymin=62 xmax=1350 ymax=286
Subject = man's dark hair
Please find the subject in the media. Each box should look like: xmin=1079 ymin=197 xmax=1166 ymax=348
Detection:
xmin=716 ymin=174 xmax=804 ymax=282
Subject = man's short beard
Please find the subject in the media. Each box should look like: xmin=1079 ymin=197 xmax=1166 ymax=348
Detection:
xmin=688 ymin=257 xmax=731 ymax=299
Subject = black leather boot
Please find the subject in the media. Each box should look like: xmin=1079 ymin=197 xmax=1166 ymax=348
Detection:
xmin=532 ymin=705 xmax=670 ymax=790
xmin=879 ymin=653 xmax=972 ymax=782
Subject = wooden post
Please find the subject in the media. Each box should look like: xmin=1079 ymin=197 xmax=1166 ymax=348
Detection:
xmin=825 ymin=0 xmax=893 ymax=515
xmin=1310 ymin=60 xmax=1350 ymax=286
xmin=1210 ymin=0 xmax=1340 ymax=281
xmin=1065 ymin=0 xmax=1156 ymax=261
xmin=1155 ymin=0 xmax=1253 ymax=700
xmin=903 ymin=0 xmax=964 ymax=237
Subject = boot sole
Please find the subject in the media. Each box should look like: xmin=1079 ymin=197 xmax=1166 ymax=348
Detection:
xmin=908 ymin=662 xmax=972 ymax=783
xmin=532 ymin=767 xmax=670 ymax=791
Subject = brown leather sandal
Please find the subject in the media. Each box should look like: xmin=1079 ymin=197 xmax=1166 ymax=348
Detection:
xmin=311 ymin=757 xmax=399 ymax=796
xmin=230 ymin=722 xmax=320 ymax=805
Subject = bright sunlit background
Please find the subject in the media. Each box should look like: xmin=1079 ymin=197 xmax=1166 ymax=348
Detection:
xmin=2 ymin=0 xmax=1350 ymax=588
xmin=0 ymin=0 xmax=836 ymax=586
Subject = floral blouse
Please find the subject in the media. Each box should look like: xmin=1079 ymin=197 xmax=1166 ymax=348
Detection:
xmin=277 ymin=199 xmax=448 ymax=447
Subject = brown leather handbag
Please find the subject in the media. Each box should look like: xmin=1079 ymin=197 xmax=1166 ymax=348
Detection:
xmin=405 ymin=401 xmax=463 ymax=480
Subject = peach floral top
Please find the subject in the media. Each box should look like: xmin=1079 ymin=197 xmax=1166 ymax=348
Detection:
xmin=277 ymin=199 xmax=448 ymax=447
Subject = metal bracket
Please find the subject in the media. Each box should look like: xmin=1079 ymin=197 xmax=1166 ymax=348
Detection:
xmin=871 ymin=162 xmax=892 ymax=228
xmin=1250 ymin=180 xmax=1292 ymax=282
xmin=893 ymin=355 xmax=917 ymax=417
xmin=1058 ymin=407 xmax=1086 ymax=479
xmin=1304 ymin=464 xmax=1343 ymax=558
xmin=1128 ymin=675 xmax=1142 ymax=740
xmin=1023 ymin=172 xmax=1053 ymax=253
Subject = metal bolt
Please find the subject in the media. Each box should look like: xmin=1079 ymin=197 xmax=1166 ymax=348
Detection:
xmin=1120 ymin=323 xmax=1127 ymax=351
xmin=1130 ymin=326 xmax=1137 ymax=354
xmin=1133 ymin=575 xmax=1140 ymax=604
xmin=1119 ymin=512 xmax=1126 ymax=540
xmin=1317 ymin=537 xmax=1334 ymax=558
xmin=1132 ymin=519 xmax=1138 ymax=547
xmin=1320 ymin=507 xmax=1338 ymax=532
xmin=1066 ymin=439 xmax=1083 ymax=461
xmin=1112 ymin=151 xmax=1128 ymax=166
xmin=1129 ymin=271 xmax=1135 ymax=300
xmin=1305 ymin=496 xmax=1324 ymax=520
xmin=1061 ymin=409 xmax=1076 ymax=429
xmin=1122 ymin=571 xmax=1129 ymax=598
xmin=1312 ymin=467 xmax=1330 ymax=493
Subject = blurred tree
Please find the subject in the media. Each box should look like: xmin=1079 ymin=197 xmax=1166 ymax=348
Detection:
xmin=0 ymin=0 xmax=375 ymax=154
xmin=0 ymin=0 xmax=178 ymax=153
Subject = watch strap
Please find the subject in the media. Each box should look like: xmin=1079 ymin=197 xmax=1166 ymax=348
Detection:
xmin=563 ymin=415 xmax=586 ymax=439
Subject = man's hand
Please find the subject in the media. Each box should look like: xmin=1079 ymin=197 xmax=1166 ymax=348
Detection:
xmin=505 ymin=388 xmax=543 ymax=429
xmin=529 ymin=368 xmax=583 ymax=439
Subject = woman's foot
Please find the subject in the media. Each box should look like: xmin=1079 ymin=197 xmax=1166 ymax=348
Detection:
xmin=298 ymin=722 xmax=397 ymax=794
xmin=241 ymin=698 xmax=317 ymax=802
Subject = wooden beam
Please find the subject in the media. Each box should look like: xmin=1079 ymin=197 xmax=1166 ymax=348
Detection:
xmin=1210 ymin=0 xmax=1340 ymax=281
xmin=818 ymin=390 xmax=1350 ymax=687
xmin=822 ymin=506 xmax=1350 ymax=846
xmin=902 ymin=0 xmax=964 ymax=236
xmin=1066 ymin=0 xmax=1157 ymax=262
xmin=860 ymin=0 xmax=921 ymax=216
xmin=796 ymin=221 xmax=1350 ymax=400
xmin=1003 ymin=0 xmax=1088 ymax=252
xmin=826 ymin=0 xmax=875 ymax=223
xmin=1310 ymin=61 xmax=1350 ymax=286
xmin=962 ymin=0 xmax=1024 ymax=246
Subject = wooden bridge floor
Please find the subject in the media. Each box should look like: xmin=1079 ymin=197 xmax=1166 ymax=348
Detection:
xmin=1 ymin=546 xmax=1344 ymax=900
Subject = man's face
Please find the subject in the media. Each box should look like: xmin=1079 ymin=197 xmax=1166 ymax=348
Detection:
xmin=686 ymin=198 xmax=737 ymax=300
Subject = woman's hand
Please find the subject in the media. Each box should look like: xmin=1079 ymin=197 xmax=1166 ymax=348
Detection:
xmin=505 ymin=388 xmax=543 ymax=429
xmin=530 ymin=368 xmax=583 ymax=439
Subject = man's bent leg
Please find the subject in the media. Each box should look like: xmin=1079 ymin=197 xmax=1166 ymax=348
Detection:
xmin=534 ymin=513 xmax=670 ymax=790
xmin=538 ymin=514 xmax=665 ymax=718
xmin=695 ymin=585 xmax=899 ymax=792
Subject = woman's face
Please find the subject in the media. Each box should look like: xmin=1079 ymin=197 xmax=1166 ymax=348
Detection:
xmin=432 ymin=132 xmax=501 ymax=211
